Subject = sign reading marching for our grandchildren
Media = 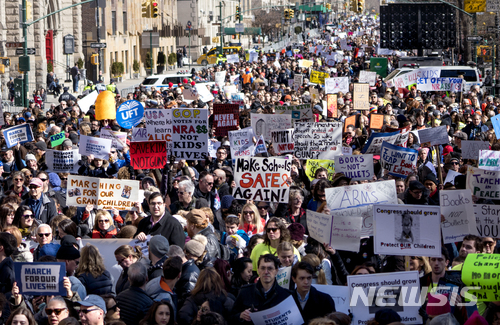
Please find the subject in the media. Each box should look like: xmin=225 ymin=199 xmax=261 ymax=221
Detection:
xmin=380 ymin=141 xmax=418 ymax=178
xmin=233 ymin=157 xmax=291 ymax=203
xmin=14 ymin=262 xmax=66 ymax=296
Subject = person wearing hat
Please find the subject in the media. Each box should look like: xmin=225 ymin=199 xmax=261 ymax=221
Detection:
xmin=448 ymin=157 xmax=461 ymax=173
xmin=57 ymin=240 xmax=87 ymax=300
xmin=452 ymin=131 xmax=467 ymax=150
xmin=402 ymin=180 xmax=429 ymax=205
xmin=20 ymin=177 xmax=57 ymax=223
xmin=312 ymin=104 xmax=323 ymax=121
xmin=147 ymin=235 xmax=170 ymax=279
xmin=77 ymin=294 xmax=107 ymax=325
xmin=424 ymin=173 xmax=439 ymax=205
xmin=1 ymin=147 xmax=17 ymax=174
xmin=58 ymin=86 xmax=77 ymax=103
xmin=185 ymin=209 xmax=221 ymax=261
xmin=145 ymin=256 xmax=182 ymax=316
xmin=463 ymin=113 xmax=488 ymax=140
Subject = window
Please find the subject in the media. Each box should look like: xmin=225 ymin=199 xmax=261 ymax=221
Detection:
xmin=111 ymin=11 xmax=117 ymax=35
xmin=123 ymin=12 xmax=127 ymax=33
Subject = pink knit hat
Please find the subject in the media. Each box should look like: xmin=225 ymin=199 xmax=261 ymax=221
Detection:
xmin=464 ymin=311 xmax=488 ymax=325
xmin=426 ymin=293 xmax=450 ymax=317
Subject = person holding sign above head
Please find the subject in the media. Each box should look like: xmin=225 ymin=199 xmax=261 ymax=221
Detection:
xmin=231 ymin=254 xmax=291 ymax=324
xmin=77 ymin=295 xmax=107 ymax=325
xmin=291 ymin=262 xmax=336 ymax=324
xmin=78 ymin=154 xmax=118 ymax=179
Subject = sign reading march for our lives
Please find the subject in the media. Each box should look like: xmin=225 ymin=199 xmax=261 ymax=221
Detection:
xmin=271 ymin=129 xmax=294 ymax=155
xmin=79 ymin=135 xmax=112 ymax=160
xmin=229 ymin=127 xmax=255 ymax=158
xmin=307 ymin=210 xmax=362 ymax=252
xmin=294 ymin=122 xmax=342 ymax=160
xmin=249 ymin=296 xmax=303 ymax=325
xmin=348 ymin=271 xmax=422 ymax=325
xmin=49 ymin=132 xmax=66 ymax=147
xmin=373 ymin=204 xmax=442 ymax=257
xmin=461 ymin=254 xmax=500 ymax=301
xmin=440 ymin=189 xmax=477 ymax=244
xmin=3 ymin=124 xmax=33 ymax=148
xmin=380 ymin=141 xmax=418 ymax=178
xmin=130 ymin=141 xmax=167 ymax=170
xmin=466 ymin=166 xmax=500 ymax=199
xmin=116 ymin=100 xmax=144 ymax=129
xmin=326 ymin=180 xmax=398 ymax=237
xmin=335 ymin=154 xmax=374 ymax=181
xmin=67 ymin=175 xmax=140 ymax=211
xmin=305 ymin=159 xmax=335 ymax=181
xmin=417 ymin=77 xmax=463 ymax=92
xmin=233 ymin=157 xmax=291 ymax=203
xmin=479 ymin=150 xmax=500 ymax=171
xmin=46 ymin=149 xmax=81 ymax=173
xmin=172 ymin=108 xmax=209 ymax=160
xmin=474 ymin=204 xmax=500 ymax=237
xmin=14 ymin=262 xmax=66 ymax=295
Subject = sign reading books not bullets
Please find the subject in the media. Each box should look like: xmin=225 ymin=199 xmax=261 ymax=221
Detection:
xmin=373 ymin=204 xmax=442 ymax=257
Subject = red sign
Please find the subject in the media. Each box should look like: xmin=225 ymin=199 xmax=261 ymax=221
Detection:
xmin=6 ymin=42 xmax=23 ymax=48
xmin=130 ymin=141 xmax=167 ymax=169
xmin=213 ymin=104 xmax=239 ymax=137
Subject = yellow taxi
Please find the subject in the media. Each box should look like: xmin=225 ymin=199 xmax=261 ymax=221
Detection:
xmin=196 ymin=46 xmax=242 ymax=66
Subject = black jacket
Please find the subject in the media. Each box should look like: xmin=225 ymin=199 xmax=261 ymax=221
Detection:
xmin=292 ymin=286 xmax=336 ymax=324
xmin=231 ymin=281 xmax=291 ymax=324
xmin=175 ymin=259 xmax=200 ymax=309
xmin=116 ymin=257 xmax=150 ymax=295
xmin=198 ymin=227 xmax=221 ymax=261
xmin=148 ymin=255 xmax=168 ymax=280
xmin=178 ymin=292 xmax=235 ymax=325
xmin=135 ymin=212 xmax=186 ymax=248
xmin=402 ymin=188 xmax=430 ymax=205
xmin=78 ymin=160 xmax=119 ymax=178
xmin=77 ymin=270 xmax=114 ymax=296
xmin=0 ymin=257 xmax=14 ymax=294
xmin=116 ymin=286 xmax=154 ymax=325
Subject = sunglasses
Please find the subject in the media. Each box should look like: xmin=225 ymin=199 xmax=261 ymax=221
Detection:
xmin=46 ymin=308 xmax=67 ymax=316
xmin=108 ymin=305 xmax=118 ymax=312
xmin=243 ymin=211 xmax=254 ymax=215
xmin=484 ymin=241 xmax=495 ymax=246
xmin=39 ymin=178 xmax=48 ymax=182
xmin=110 ymin=151 xmax=116 ymax=154
xmin=98 ymin=220 xmax=110 ymax=223
xmin=38 ymin=233 xmax=51 ymax=237
xmin=451 ymin=162 xmax=460 ymax=165
xmin=267 ymin=227 xmax=279 ymax=232
xmin=60 ymin=177 xmax=67 ymax=181
xmin=14 ymin=178 xmax=24 ymax=182
xmin=29 ymin=186 xmax=40 ymax=189
xmin=23 ymin=214 xmax=33 ymax=219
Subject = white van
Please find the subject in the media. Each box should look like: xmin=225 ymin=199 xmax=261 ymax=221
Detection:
xmin=141 ymin=74 xmax=192 ymax=91
xmin=385 ymin=66 xmax=482 ymax=92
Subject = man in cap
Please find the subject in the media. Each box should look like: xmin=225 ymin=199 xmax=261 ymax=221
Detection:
xmin=147 ymin=235 xmax=170 ymax=280
xmin=402 ymin=181 xmax=429 ymax=205
xmin=57 ymin=239 xmax=87 ymax=299
xmin=424 ymin=173 xmax=439 ymax=205
xmin=77 ymin=294 xmax=107 ymax=325
xmin=452 ymin=131 xmax=467 ymax=151
xmin=21 ymin=177 xmax=57 ymax=223
xmin=58 ymin=86 xmax=77 ymax=103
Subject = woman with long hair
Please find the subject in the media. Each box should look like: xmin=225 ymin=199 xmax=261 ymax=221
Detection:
xmin=114 ymin=245 xmax=148 ymax=294
xmin=58 ymin=218 xmax=79 ymax=239
xmin=238 ymin=203 xmax=265 ymax=235
xmin=249 ymin=217 xmax=301 ymax=271
xmin=213 ymin=259 xmax=232 ymax=293
xmin=409 ymin=256 xmax=431 ymax=278
xmin=230 ymin=257 xmax=253 ymax=297
xmin=102 ymin=294 xmax=121 ymax=323
xmin=76 ymin=244 xmax=113 ymax=295
xmin=282 ymin=189 xmax=307 ymax=230
xmin=92 ymin=210 xmax=117 ymax=238
xmin=302 ymin=254 xmax=327 ymax=285
xmin=0 ymin=204 xmax=16 ymax=230
xmin=6 ymin=307 xmax=37 ymax=325
xmin=12 ymin=205 xmax=38 ymax=239
xmin=177 ymin=267 xmax=235 ymax=325
xmin=139 ymin=301 xmax=175 ymax=325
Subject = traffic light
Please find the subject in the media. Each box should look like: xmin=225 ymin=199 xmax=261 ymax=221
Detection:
xmin=284 ymin=9 xmax=289 ymax=19
xmin=91 ymin=54 xmax=99 ymax=65
xmin=26 ymin=1 xmax=32 ymax=20
xmin=289 ymin=9 xmax=294 ymax=18
xmin=235 ymin=6 xmax=240 ymax=20
xmin=141 ymin=1 xmax=150 ymax=18
xmin=326 ymin=3 xmax=331 ymax=10
xmin=350 ymin=0 xmax=357 ymax=12
xmin=357 ymin=0 xmax=364 ymax=13
xmin=151 ymin=1 xmax=159 ymax=18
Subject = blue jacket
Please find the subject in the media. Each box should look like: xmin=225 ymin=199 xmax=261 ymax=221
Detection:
xmin=77 ymin=270 xmax=114 ymax=296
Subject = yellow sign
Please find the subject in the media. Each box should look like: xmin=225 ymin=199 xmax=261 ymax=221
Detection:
xmin=461 ymin=253 xmax=500 ymax=301
xmin=464 ymin=0 xmax=486 ymax=13
xmin=310 ymin=70 xmax=329 ymax=85
xmin=305 ymin=159 xmax=335 ymax=181
xmin=212 ymin=37 xmax=219 ymax=43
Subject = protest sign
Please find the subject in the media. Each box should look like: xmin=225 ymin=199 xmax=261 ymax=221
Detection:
xmin=361 ymin=130 xmax=400 ymax=155
xmin=348 ymin=271 xmax=422 ymax=325
xmin=233 ymin=157 xmax=291 ymax=203
xmin=3 ymin=124 xmax=33 ymax=148
xmin=373 ymin=204 xmax=441 ymax=257
xmin=214 ymin=71 xmax=226 ymax=88
xmin=50 ymin=132 xmax=66 ymax=147
xmin=461 ymin=141 xmax=490 ymax=160
xmin=271 ymin=129 xmax=294 ymax=155
xmin=116 ymin=100 xmax=144 ymax=129
xmin=380 ymin=141 xmax=418 ymax=178
xmin=294 ymin=122 xmax=342 ymax=160
xmin=14 ymin=262 xmax=66 ymax=296
xmin=274 ymin=104 xmax=314 ymax=121
xmin=254 ymin=135 xmax=267 ymax=154
xmin=130 ymin=141 xmax=167 ymax=169
xmin=298 ymin=59 xmax=313 ymax=68
xmin=386 ymin=67 xmax=440 ymax=88
xmin=327 ymin=180 xmax=398 ymax=236
xmin=251 ymin=114 xmax=292 ymax=142
xmin=307 ymin=210 xmax=362 ymax=252
xmin=325 ymin=77 xmax=349 ymax=94
xmin=79 ymin=135 xmax=112 ymax=159
xmin=249 ymin=296 xmax=303 ymax=325
xmin=132 ymin=127 xmax=148 ymax=141
xmin=230 ymin=93 xmax=245 ymax=106
xmin=208 ymin=141 xmax=221 ymax=158
xmin=100 ymin=128 xmax=127 ymax=150
xmin=276 ymin=266 xmax=291 ymax=289
xmin=249 ymin=51 xmax=258 ymax=62
xmin=46 ymin=149 xmax=81 ymax=173
xmin=474 ymin=204 xmax=500 ymax=237
xmin=335 ymin=154 xmax=374 ymax=181
xmin=226 ymin=54 xmax=239 ymax=64
xmin=359 ymin=71 xmax=377 ymax=86
xmin=78 ymin=91 xmax=98 ymax=114
xmin=172 ymin=108 xmax=209 ymax=160
xmin=492 ymin=114 xmax=500 ymax=139
xmin=310 ymin=70 xmax=329 ymax=84
xmin=305 ymin=159 xmax=335 ymax=181
xmin=418 ymin=126 xmax=449 ymax=146
xmin=326 ymin=94 xmax=338 ymax=118
xmin=145 ymin=109 xmax=172 ymax=154
xmin=369 ymin=114 xmax=384 ymax=130
xmin=293 ymin=74 xmax=303 ymax=88
xmin=67 ymin=175 xmax=140 ymax=210
xmin=466 ymin=166 xmax=500 ymax=199
xmin=344 ymin=114 xmax=357 ymax=132
xmin=353 ymin=83 xmax=370 ymax=110
xmin=313 ymin=285 xmax=350 ymax=314
xmin=229 ymin=128 xmax=255 ymax=158
xmin=213 ymin=104 xmax=239 ymax=137
xmin=479 ymin=150 xmax=500 ymax=171
xmin=462 ymin=254 xmax=500 ymax=301
xmin=417 ymin=77 xmax=463 ymax=92
xmin=444 ymin=170 xmax=461 ymax=185
xmin=194 ymin=83 xmax=214 ymax=102
xmin=342 ymin=147 xmax=353 ymax=155
xmin=440 ymin=189 xmax=477 ymax=243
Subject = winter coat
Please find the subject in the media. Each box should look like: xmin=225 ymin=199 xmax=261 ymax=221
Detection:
xmin=178 ymin=291 xmax=235 ymax=325
xmin=135 ymin=213 xmax=186 ymax=248
xmin=116 ymin=286 xmax=154 ymax=325
xmin=175 ymin=259 xmax=200 ymax=309
xmin=77 ymin=270 xmax=114 ymax=295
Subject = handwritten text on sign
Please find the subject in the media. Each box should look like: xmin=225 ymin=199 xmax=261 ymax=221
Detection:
xmin=381 ymin=141 xmax=418 ymax=178
xmin=233 ymin=157 xmax=291 ymax=203
xmin=172 ymin=108 xmax=209 ymax=160
xmin=335 ymin=154 xmax=374 ymax=181
xmin=294 ymin=122 xmax=342 ymax=160
xmin=130 ymin=141 xmax=167 ymax=169
xmin=440 ymin=189 xmax=477 ymax=244
xmin=466 ymin=166 xmax=500 ymax=199
xmin=271 ymin=129 xmax=294 ymax=155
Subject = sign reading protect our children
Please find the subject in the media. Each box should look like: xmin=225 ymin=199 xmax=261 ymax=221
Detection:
xmin=462 ymin=253 xmax=500 ymax=301
xmin=67 ymin=175 xmax=140 ymax=210
xmin=14 ymin=262 xmax=66 ymax=296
